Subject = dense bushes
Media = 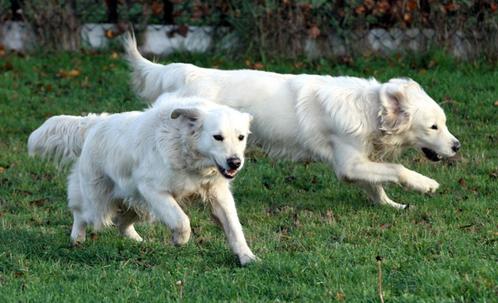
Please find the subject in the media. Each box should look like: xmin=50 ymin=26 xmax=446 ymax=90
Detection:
xmin=1 ymin=0 xmax=497 ymax=57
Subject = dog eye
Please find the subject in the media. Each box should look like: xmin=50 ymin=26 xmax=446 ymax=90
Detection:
xmin=213 ymin=134 xmax=224 ymax=141
xmin=238 ymin=135 xmax=245 ymax=141
xmin=430 ymin=124 xmax=438 ymax=130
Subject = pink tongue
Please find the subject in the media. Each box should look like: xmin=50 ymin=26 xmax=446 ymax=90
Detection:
xmin=227 ymin=169 xmax=237 ymax=176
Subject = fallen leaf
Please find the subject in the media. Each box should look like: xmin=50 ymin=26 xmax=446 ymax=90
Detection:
xmin=0 ymin=44 xmax=5 ymax=56
xmin=308 ymin=25 xmax=320 ymax=39
xmin=105 ymin=29 xmax=115 ymax=39
xmin=252 ymin=62 xmax=264 ymax=70
xmin=494 ymin=100 xmax=498 ymax=107
xmin=90 ymin=232 xmax=98 ymax=240
xmin=67 ymin=69 xmax=80 ymax=77
xmin=57 ymin=69 xmax=81 ymax=78
xmin=458 ymin=178 xmax=466 ymax=187
xmin=380 ymin=223 xmax=392 ymax=230
xmin=0 ymin=167 xmax=5 ymax=174
xmin=111 ymin=52 xmax=119 ymax=60
xmin=336 ymin=291 xmax=346 ymax=301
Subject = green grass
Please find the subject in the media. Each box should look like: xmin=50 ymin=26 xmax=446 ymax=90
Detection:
xmin=0 ymin=51 xmax=497 ymax=302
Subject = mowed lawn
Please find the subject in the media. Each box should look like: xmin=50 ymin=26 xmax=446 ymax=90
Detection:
xmin=0 ymin=50 xmax=496 ymax=302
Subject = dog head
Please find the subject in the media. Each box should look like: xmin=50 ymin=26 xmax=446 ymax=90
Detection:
xmin=171 ymin=105 xmax=252 ymax=179
xmin=379 ymin=78 xmax=460 ymax=161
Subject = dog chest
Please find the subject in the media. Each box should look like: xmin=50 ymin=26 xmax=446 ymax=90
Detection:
xmin=168 ymin=168 xmax=220 ymax=200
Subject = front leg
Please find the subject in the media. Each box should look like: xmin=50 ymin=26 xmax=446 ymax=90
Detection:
xmin=138 ymin=184 xmax=191 ymax=246
xmin=210 ymin=182 xmax=257 ymax=266
xmin=333 ymin=146 xmax=439 ymax=193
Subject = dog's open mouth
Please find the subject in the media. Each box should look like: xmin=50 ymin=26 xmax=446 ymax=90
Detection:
xmin=422 ymin=147 xmax=442 ymax=162
xmin=216 ymin=164 xmax=238 ymax=179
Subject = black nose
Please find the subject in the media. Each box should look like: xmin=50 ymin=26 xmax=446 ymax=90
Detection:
xmin=452 ymin=141 xmax=461 ymax=152
xmin=227 ymin=157 xmax=241 ymax=170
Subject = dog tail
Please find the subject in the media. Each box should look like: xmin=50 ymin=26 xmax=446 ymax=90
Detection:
xmin=28 ymin=113 xmax=108 ymax=166
xmin=123 ymin=31 xmax=170 ymax=103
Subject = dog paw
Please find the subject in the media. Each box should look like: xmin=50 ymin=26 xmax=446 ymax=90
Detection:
xmin=238 ymin=252 xmax=259 ymax=266
xmin=121 ymin=228 xmax=144 ymax=242
xmin=402 ymin=171 xmax=439 ymax=193
xmin=172 ymin=228 xmax=191 ymax=246
xmin=417 ymin=176 xmax=439 ymax=193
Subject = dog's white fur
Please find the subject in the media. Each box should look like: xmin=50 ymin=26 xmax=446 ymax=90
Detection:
xmin=28 ymin=95 xmax=256 ymax=265
xmin=124 ymin=34 xmax=460 ymax=209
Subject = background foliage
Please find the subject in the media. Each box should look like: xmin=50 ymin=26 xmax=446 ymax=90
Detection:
xmin=0 ymin=0 xmax=497 ymax=58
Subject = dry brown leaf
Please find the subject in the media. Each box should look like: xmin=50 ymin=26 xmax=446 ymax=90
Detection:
xmin=252 ymin=62 xmax=264 ymax=70
xmin=57 ymin=69 xmax=81 ymax=78
xmin=308 ymin=25 xmax=320 ymax=39
xmin=336 ymin=291 xmax=346 ymax=301
xmin=105 ymin=29 xmax=115 ymax=39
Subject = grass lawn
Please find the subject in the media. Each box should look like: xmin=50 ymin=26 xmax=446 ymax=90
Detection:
xmin=0 ymin=51 xmax=496 ymax=302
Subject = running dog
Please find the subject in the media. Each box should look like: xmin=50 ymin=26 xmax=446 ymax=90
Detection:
xmin=28 ymin=95 xmax=256 ymax=265
xmin=123 ymin=34 xmax=460 ymax=209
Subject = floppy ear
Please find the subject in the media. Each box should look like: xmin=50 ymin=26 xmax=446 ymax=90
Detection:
xmin=170 ymin=108 xmax=202 ymax=129
xmin=379 ymin=83 xmax=411 ymax=134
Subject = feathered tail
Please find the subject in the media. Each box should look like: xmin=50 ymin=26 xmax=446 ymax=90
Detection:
xmin=28 ymin=113 xmax=108 ymax=165
xmin=122 ymin=31 xmax=177 ymax=102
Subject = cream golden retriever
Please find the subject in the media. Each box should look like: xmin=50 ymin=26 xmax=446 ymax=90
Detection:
xmin=123 ymin=34 xmax=460 ymax=209
xmin=28 ymin=95 xmax=257 ymax=265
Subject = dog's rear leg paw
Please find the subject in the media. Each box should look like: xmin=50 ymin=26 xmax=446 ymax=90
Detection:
xmin=402 ymin=203 xmax=415 ymax=210
xmin=238 ymin=252 xmax=259 ymax=266
xmin=172 ymin=227 xmax=191 ymax=246
xmin=122 ymin=229 xmax=144 ymax=242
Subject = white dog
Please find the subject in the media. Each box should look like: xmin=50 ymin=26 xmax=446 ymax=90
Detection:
xmin=123 ymin=35 xmax=461 ymax=210
xmin=28 ymin=95 xmax=257 ymax=265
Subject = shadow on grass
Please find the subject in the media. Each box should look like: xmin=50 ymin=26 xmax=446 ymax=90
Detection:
xmin=0 ymin=226 xmax=244 ymax=272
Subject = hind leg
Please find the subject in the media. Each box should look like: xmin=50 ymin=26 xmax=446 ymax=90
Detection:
xmin=359 ymin=182 xmax=408 ymax=210
xmin=116 ymin=207 xmax=143 ymax=242
xmin=69 ymin=162 xmax=117 ymax=242
xmin=68 ymin=169 xmax=87 ymax=244
xmin=70 ymin=212 xmax=87 ymax=244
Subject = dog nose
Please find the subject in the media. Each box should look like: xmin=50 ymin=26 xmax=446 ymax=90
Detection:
xmin=227 ymin=157 xmax=241 ymax=170
xmin=452 ymin=141 xmax=461 ymax=152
